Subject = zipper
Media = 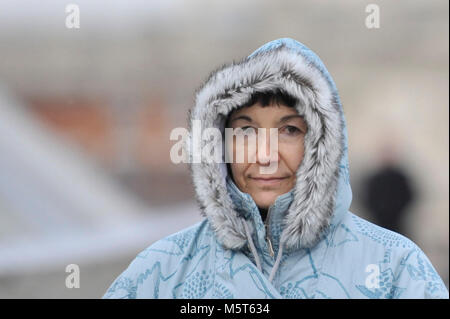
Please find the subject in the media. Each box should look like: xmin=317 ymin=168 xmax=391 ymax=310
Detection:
xmin=265 ymin=205 xmax=275 ymax=258
xmin=266 ymin=235 xmax=275 ymax=258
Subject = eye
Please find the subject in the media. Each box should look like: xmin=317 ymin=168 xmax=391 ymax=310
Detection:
xmin=280 ymin=125 xmax=301 ymax=135
xmin=239 ymin=126 xmax=256 ymax=134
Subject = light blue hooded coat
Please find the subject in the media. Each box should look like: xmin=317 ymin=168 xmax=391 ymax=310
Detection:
xmin=103 ymin=38 xmax=448 ymax=299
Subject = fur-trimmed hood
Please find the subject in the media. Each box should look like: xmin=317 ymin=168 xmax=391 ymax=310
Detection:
xmin=186 ymin=38 xmax=353 ymax=252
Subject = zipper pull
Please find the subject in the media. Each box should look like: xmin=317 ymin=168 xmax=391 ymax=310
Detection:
xmin=266 ymin=236 xmax=275 ymax=258
xmin=264 ymin=206 xmax=275 ymax=258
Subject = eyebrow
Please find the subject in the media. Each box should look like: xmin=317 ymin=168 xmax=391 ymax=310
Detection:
xmin=230 ymin=114 xmax=304 ymax=125
xmin=229 ymin=115 xmax=253 ymax=124
xmin=278 ymin=114 xmax=304 ymax=124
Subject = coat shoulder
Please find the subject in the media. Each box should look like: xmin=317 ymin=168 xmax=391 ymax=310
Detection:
xmin=103 ymin=219 xmax=216 ymax=298
xmin=331 ymin=212 xmax=449 ymax=298
xmin=345 ymin=212 xmax=416 ymax=249
xmin=139 ymin=218 xmax=214 ymax=259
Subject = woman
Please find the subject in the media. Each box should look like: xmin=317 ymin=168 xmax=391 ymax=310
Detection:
xmin=103 ymin=38 xmax=448 ymax=299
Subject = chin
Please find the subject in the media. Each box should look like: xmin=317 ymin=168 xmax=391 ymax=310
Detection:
xmin=253 ymin=195 xmax=277 ymax=209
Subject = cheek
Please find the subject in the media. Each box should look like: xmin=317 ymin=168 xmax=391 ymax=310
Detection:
xmin=282 ymin=141 xmax=305 ymax=171
xmin=230 ymin=163 xmax=246 ymax=182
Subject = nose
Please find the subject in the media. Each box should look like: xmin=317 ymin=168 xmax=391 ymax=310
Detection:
xmin=256 ymin=128 xmax=279 ymax=173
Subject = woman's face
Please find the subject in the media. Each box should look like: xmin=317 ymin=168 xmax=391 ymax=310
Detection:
xmin=226 ymin=102 xmax=307 ymax=209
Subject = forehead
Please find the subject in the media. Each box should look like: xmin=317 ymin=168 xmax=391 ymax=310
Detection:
xmin=229 ymin=102 xmax=300 ymax=120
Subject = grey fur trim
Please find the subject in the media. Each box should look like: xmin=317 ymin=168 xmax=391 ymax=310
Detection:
xmin=186 ymin=45 xmax=344 ymax=251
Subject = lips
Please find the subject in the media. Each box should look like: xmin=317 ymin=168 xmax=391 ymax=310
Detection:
xmin=250 ymin=176 xmax=288 ymax=186
xmin=250 ymin=176 xmax=288 ymax=180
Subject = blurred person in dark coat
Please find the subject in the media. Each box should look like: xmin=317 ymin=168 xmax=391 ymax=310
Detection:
xmin=362 ymin=142 xmax=416 ymax=236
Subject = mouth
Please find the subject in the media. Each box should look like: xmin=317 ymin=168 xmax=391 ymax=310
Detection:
xmin=249 ymin=176 xmax=288 ymax=186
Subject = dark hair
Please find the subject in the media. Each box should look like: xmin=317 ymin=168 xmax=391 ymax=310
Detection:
xmin=225 ymin=89 xmax=297 ymax=127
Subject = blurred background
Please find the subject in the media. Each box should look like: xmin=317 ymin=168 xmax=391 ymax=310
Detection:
xmin=0 ymin=0 xmax=448 ymax=298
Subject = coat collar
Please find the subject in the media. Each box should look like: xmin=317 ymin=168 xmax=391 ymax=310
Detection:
xmin=226 ymin=175 xmax=294 ymax=257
